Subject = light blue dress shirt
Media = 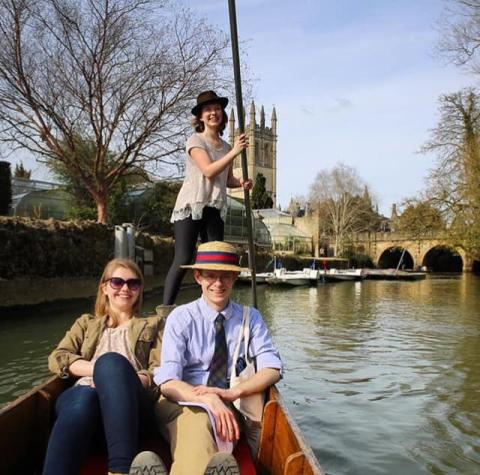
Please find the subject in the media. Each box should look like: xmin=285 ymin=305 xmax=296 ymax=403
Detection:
xmin=153 ymin=297 xmax=282 ymax=387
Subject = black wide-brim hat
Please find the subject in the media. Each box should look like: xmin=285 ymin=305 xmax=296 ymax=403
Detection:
xmin=191 ymin=90 xmax=229 ymax=116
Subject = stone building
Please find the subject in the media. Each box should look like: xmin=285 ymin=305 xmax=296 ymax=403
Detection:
xmin=228 ymin=102 xmax=277 ymax=206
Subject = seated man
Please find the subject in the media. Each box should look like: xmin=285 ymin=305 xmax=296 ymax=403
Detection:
xmin=153 ymin=241 xmax=282 ymax=475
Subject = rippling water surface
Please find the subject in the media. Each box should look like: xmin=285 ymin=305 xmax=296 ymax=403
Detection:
xmin=1 ymin=275 xmax=479 ymax=474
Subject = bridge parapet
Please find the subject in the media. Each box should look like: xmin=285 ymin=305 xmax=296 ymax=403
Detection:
xmin=351 ymin=232 xmax=471 ymax=271
xmin=354 ymin=231 xmax=449 ymax=242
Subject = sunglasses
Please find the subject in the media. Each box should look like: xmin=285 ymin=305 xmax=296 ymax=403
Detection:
xmin=106 ymin=277 xmax=142 ymax=291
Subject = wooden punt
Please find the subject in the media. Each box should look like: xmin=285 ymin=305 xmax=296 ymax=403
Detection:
xmin=0 ymin=377 xmax=325 ymax=475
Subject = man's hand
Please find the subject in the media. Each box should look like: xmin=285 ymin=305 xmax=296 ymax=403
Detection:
xmin=193 ymin=385 xmax=241 ymax=402
xmin=197 ymin=393 xmax=240 ymax=442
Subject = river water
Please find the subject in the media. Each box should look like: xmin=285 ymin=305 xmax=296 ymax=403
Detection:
xmin=1 ymin=275 xmax=479 ymax=474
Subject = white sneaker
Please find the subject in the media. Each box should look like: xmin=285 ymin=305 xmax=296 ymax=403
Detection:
xmin=129 ymin=451 xmax=167 ymax=475
xmin=204 ymin=452 xmax=240 ymax=475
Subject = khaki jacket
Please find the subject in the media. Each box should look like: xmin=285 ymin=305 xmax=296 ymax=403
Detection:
xmin=48 ymin=314 xmax=163 ymax=399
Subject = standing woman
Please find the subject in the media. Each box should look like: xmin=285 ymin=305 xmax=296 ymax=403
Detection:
xmin=43 ymin=258 xmax=164 ymax=475
xmin=161 ymin=90 xmax=252 ymax=309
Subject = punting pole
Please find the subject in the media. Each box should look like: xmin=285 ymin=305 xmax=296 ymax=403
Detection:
xmin=227 ymin=0 xmax=257 ymax=308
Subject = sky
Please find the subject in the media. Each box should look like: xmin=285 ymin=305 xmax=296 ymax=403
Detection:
xmin=184 ymin=0 xmax=473 ymax=215
xmin=6 ymin=0 xmax=474 ymax=216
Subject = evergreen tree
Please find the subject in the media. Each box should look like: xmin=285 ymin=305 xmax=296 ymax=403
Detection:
xmin=13 ymin=162 xmax=31 ymax=179
xmin=251 ymin=173 xmax=273 ymax=209
xmin=0 ymin=161 xmax=12 ymax=215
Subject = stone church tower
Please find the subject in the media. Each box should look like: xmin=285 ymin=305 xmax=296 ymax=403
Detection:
xmin=228 ymin=102 xmax=277 ymax=207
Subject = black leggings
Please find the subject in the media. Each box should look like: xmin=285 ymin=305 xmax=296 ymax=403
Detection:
xmin=163 ymin=206 xmax=224 ymax=305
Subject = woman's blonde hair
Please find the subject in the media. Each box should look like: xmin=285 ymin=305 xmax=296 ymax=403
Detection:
xmin=94 ymin=258 xmax=144 ymax=326
xmin=192 ymin=105 xmax=228 ymax=135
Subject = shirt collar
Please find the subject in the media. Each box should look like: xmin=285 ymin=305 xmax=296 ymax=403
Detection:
xmin=199 ymin=296 xmax=234 ymax=322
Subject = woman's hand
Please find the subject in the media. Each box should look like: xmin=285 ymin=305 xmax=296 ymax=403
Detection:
xmin=138 ymin=373 xmax=150 ymax=388
xmin=240 ymin=178 xmax=253 ymax=190
xmin=232 ymin=133 xmax=248 ymax=155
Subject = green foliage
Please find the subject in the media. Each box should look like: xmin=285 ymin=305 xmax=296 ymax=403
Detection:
xmin=13 ymin=162 xmax=31 ymax=179
xmin=139 ymin=181 xmax=182 ymax=236
xmin=398 ymin=201 xmax=445 ymax=235
xmin=251 ymin=173 xmax=273 ymax=209
xmin=0 ymin=161 xmax=12 ymax=215
xmin=340 ymin=246 xmax=374 ymax=268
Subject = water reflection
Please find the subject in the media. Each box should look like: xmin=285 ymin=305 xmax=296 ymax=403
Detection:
xmin=0 ymin=276 xmax=479 ymax=474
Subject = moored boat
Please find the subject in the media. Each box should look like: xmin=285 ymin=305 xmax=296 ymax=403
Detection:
xmin=320 ymin=268 xmax=365 ymax=282
xmin=365 ymin=269 xmax=427 ymax=281
xmin=265 ymin=268 xmax=314 ymax=286
xmin=238 ymin=270 xmax=274 ymax=284
xmin=0 ymin=377 xmax=325 ymax=474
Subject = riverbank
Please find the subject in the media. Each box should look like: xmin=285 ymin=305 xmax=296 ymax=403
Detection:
xmin=0 ymin=216 xmax=314 ymax=309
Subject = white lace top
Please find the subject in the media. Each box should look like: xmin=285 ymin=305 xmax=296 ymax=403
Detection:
xmin=75 ymin=321 xmax=139 ymax=386
xmin=170 ymin=133 xmax=232 ymax=223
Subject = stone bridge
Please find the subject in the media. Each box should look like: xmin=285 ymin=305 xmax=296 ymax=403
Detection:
xmin=352 ymin=232 xmax=473 ymax=272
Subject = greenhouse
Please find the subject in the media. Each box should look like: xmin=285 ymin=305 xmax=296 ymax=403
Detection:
xmin=264 ymin=222 xmax=312 ymax=254
xmin=224 ymin=196 xmax=271 ymax=247
xmin=11 ymin=189 xmax=71 ymax=220
xmin=254 ymin=208 xmax=312 ymax=254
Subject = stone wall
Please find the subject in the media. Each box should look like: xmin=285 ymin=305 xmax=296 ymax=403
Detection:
xmin=0 ymin=217 xmax=176 ymax=308
xmin=0 ymin=217 xmax=300 ymax=309
xmin=0 ymin=217 xmax=112 ymax=279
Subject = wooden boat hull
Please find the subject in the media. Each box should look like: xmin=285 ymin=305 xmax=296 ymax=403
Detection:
xmin=320 ymin=269 xmax=365 ymax=282
xmin=365 ymin=270 xmax=427 ymax=281
xmin=0 ymin=377 xmax=324 ymax=475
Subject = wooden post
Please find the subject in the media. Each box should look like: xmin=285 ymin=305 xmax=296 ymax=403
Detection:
xmin=228 ymin=0 xmax=257 ymax=308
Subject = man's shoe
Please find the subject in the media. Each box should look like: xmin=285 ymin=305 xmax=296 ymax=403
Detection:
xmin=129 ymin=451 xmax=167 ymax=475
xmin=204 ymin=452 xmax=240 ymax=475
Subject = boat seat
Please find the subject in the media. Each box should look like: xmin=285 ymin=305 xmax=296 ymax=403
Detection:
xmin=80 ymin=436 xmax=256 ymax=474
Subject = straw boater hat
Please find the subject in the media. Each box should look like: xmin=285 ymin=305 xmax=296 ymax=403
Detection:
xmin=191 ymin=90 xmax=229 ymax=116
xmin=181 ymin=241 xmax=248 ymax=272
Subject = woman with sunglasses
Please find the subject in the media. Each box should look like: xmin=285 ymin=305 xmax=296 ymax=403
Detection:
xmin=160 ymin=90 xmax=252 ymax=313
xmin=43 ymin=258 xmax=164 ymax=475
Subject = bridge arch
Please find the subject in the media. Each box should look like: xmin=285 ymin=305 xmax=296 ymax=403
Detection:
xmin=421 ymin=246 xmax=463 ymax=272
xmin=378 ymin=247 xmax=414 ymax=269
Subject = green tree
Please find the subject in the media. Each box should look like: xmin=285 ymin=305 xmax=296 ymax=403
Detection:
xmin=13 ymin=162 xmax=31 ymax=179
xmin=140 ymin=181 xmax=182 ymax=235
xmin=0 ymin=160 xmax=12 ymax=215
xmin=0 ymin=0 xmax=235 ymax=223
xmin=397 ymin=200 xmax=445 ymax=235
xmin=251 ymin=173 xmax=273 ymax=209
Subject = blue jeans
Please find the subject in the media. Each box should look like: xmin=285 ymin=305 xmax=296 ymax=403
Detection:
xmin=42 ymin=352 xmax=155 ymax=475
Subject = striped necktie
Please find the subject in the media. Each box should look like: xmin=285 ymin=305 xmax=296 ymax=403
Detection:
xmin=207 ymin=313 xmax=228 ymax=388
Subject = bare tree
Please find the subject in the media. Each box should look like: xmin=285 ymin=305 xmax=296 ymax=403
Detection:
xmin=0 ymin=0 xmax=234 ymax=223
xmin=436 ymin=0 xmax=480 ymax=74
xmin=308 ymin=163 xmax=377 ymax=256
xmin=422 ymin=89 xmax=480 ymax=257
